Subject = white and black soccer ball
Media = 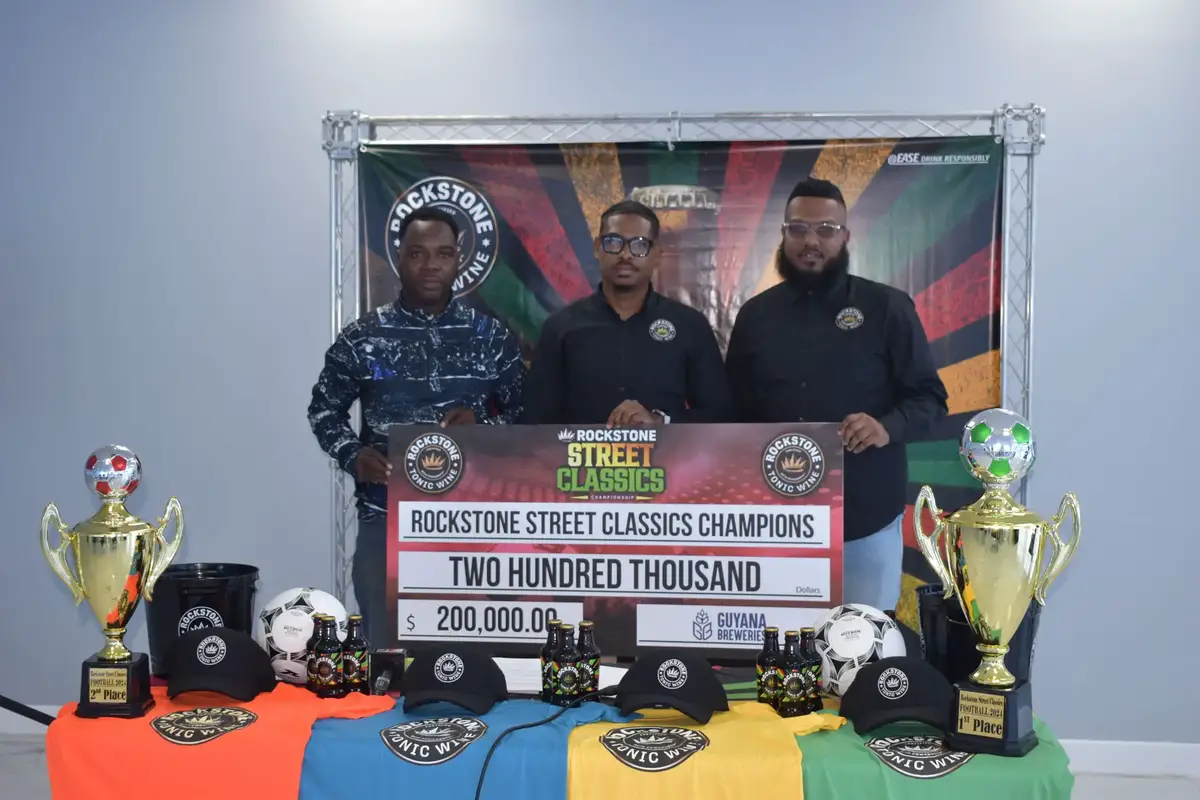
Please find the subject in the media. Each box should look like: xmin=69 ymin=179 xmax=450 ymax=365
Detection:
xmin=814 ymin=603 xmax=907 ymax=697
xmin=254 ymin=587 xmax=348 ymax=684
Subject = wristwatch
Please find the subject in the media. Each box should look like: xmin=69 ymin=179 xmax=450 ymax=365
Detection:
xmin=653 ymin=410 xmax=671 ymax=424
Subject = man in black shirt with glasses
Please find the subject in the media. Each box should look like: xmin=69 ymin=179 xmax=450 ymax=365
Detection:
xmin=725 ymin=177 xmax=948 ymax=613
xmin=522 ymin=200 xmax=733 ymax=427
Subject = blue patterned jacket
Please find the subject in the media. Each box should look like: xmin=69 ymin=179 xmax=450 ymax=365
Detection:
xmin=307 ymin=298 xmax=526 ymax=520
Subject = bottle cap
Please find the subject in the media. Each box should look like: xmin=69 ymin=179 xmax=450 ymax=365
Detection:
xmin=764 ymin=626 xmax=779 ymax=633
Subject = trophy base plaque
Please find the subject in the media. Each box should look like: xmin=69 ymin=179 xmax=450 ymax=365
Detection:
xmin=75 ymin=652 xmax=156 ymax=719
xmin=946 ymin=679 xmax=1037 ymax=757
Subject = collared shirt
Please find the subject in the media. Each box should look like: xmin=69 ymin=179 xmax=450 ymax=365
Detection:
xmin=725 ymin=273 xmax=948 ymax=541
xmin=308 ymin=298 xmax=526 ymax=519
xmin=521 ymin=286 xmax=734 ymax=425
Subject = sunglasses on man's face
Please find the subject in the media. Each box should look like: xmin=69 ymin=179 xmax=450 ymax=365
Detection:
xmin=600 ymin=233 xmax=655 ymax=258
xmin=782 ymin=221 xmax=846 ymax=240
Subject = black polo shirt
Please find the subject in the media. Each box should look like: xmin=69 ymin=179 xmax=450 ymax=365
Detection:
xmin=725 ymin=273 xmax=949 ymax=541
xmin=521 ymin=286 xmax=734 ymax=425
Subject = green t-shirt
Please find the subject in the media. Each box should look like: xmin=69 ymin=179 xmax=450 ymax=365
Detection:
xmin=794 ymin=714 xmax=1074 ymax=800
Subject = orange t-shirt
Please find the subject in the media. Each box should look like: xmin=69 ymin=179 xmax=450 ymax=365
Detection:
xmin=47 ymin=684 xmax=393 ymax=800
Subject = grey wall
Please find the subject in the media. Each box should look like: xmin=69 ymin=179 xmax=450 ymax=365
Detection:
xmin=2 ymin=0 xmax=1196 ymax=742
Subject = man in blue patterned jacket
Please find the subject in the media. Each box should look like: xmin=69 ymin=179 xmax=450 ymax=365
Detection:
xmin=308 ymin=207 xmax=525 ymax=643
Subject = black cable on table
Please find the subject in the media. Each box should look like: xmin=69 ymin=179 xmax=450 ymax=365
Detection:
xmin=473 ymin=687 xmax=617 ymax=800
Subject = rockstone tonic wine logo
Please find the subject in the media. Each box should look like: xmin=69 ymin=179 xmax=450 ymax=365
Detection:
xmin=386 ymin=176 xmax=500 ymax=297
xmin=405 ymin=433 xmax=464 ymax=494
xmin=434 ymin=653 xmax=465 ymax=683
xmin=877 ymin=666 xmax=910 ymax=700
xmin=866 ymin=736 xmax=974 ymax=778
xmin=177 ymin=605 xmax=223 ymax=636
xmin=151 ymin=708 xmax=258 ymax=746
xmin=381 ymin=717 xmax=488 ymax=766
xmin=762 ymin=433 xmax=825 ymax=497
xmin=600 ymin=727 xmax=710 ymax=772
xmin=196 ymin=635 xmax=227 ymax=666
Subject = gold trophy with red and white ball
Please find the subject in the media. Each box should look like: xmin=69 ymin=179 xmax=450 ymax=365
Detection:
xmin=40 ymin=446 xmax=184 ymax=718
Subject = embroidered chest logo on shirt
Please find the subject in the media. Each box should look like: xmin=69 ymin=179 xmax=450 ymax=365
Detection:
xmin=404 ymin=432 xmax=465 ymax=495
xmin=380 ymin=717 xmax=488 ymax=765
xmin=150 ymin=707 xmax=258 ymax=746
xmin=835 ymin=306 xmax=864 ymax=330
xmin=866 ymin=736 xmax=974 ymax=779
xmin=761 ymin=433 xmax=826 ymax=497
xmin=648 ymin=318 xmax=677 ymax=342
xmin=600 ymin=726 xmax=710 ymax=772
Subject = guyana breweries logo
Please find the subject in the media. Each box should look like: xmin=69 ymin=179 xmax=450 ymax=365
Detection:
xmin=555 ymin=428 xmax=665 ymax=500
xmin=386 ymin=176 xmax=500 ymax=297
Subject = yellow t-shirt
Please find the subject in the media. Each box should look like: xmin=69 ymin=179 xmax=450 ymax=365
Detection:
xmin=567 ymin=701 xmax=845 ymax=800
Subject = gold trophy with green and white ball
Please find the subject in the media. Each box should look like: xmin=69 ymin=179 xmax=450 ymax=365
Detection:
xmin=914 ymin=408 xmax=1080 ymax=757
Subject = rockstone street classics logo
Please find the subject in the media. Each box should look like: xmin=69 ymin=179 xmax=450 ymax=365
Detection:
xmin=762 ymin=433 xmax=826 ymax=497
xmin=600 ymin=727 xmax=710 ymax=772
xmin=177 ymin=606 xmax=223 ymax=636
xmin=648 ymin=318 xmax=677 ymax=342
xmin=866 ymin=736 xmax=974 ymax=779
xmin=835 ymin=306 xmax=864 ymax=330
xmin=877 ymin=667 xmax=910 ymax=700
xmin=555 ymin=427 xmax=665 ymax=500
xmin=405 ymin=433 xmax=464 ymax=495
xmin=196 ymin=635 xmax=227 ymax=666
xmin=386 ymin=176 xmax=500 ymax=297
xmin=657 ymin=658 xmax=688 ymax=690
xmin=434 ymin=653 xmax=465 ymax=684
xmin=381 ymin=717 xmax=488 ymax=766
xmin=151 ymin=707 xmax=258 ymax=746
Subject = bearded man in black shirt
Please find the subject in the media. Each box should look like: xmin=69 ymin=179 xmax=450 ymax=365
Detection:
xmin=725 ymin=177 xmax=948 ymax=613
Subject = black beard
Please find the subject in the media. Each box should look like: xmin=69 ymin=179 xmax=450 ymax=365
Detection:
xmin=775 ymin=243 xmax=850 ymax=292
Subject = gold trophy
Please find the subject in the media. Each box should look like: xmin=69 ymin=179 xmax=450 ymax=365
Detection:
xmin=40 ymin=446 xmax=184 ymax=718
xmin=914 ymin=408 xmax=1079 ymax=756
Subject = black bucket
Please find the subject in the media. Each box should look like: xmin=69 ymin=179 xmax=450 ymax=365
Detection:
xmin=145 ymin=563 xmax=260 ymax=677
xmin=916 ymin=583 xmax=1041 ymax=686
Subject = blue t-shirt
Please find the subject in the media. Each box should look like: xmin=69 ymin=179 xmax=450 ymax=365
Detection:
xmin=300 ymin=698 xmax=632 ymax=800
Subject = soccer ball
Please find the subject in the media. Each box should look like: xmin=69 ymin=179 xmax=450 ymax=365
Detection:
xmin=84 ymin=445 xmax=142 ymax=499
xmin=254 ymin=587 xmax=348 ymax=684
xmin=814 ymin=604 xmax=906 ymax=697
xmin=961 ymin=408 xmax=1035 ymax=486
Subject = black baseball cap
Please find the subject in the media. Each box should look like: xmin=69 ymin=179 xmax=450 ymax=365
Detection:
xmin=166 ymin=627 xmax=277 ymax=701
xmin=614 ymin=651 xmax=728 ymax=724
xmin=402 ymin=648 xmax=508 ymax=715
xmin=839 ymin=656 xmax=953 ymax=733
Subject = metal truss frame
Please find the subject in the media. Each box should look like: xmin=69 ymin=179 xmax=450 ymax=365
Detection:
xmin=321 ymin=105 xmax=1047 ymax=608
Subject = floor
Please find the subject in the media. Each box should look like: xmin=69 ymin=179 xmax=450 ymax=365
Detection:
xmin=4 ymin=735 xmax=1198 ymax=798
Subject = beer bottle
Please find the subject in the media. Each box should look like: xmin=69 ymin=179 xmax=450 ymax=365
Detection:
xmin=539 ymin=620 xmax=562 ymax=702
xmin=552 ymin=624 xmax=582 ymax=707
xmin=799 ymin=627 xmax=821 ymax=713
xmin=313 ymin=617 xmax=346 ymax=699
xmin=756 ymin=627 xmax=781 ymax=705
xmin=776 ymin=630 xmax=806 ymax=717
xmin=577 ymin=621 xmax=601 ymax=695
xmin=306 ymin=615 xmax=330 ymax=692
xmin=342 ymin=614 xmax=371 ymax=695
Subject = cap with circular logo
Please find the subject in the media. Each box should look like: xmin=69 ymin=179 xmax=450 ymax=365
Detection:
xmin=165 ymin=627 xmax=277 ymax=701
xmin=402 ymin=647 xmax=508 ymax=715
xmin=839 ymin=656 xmax=954 ymax=734
xmin=614 ymin=651 xmax=728 ymax=724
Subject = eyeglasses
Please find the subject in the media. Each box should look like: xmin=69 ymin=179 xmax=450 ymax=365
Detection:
xmin=782 ymin=221 xmax=846 ymax=240
xmin=600 ymin=233 xmax=655 ymax=258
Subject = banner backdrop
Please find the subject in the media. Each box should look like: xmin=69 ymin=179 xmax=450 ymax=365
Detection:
xmin=387 ymin=423 xmax=843 ymax=659
xmin=358 ymin=136 xmax=1005 ymax=637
